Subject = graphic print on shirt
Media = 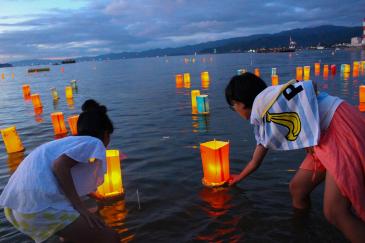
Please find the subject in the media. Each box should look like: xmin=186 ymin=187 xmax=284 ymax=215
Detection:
xmin=266 ymin=111 xmax=301 ymax=141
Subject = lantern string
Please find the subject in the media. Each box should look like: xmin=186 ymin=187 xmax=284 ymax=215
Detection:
xmin=136 ymin=189 xmax=141 ymax=210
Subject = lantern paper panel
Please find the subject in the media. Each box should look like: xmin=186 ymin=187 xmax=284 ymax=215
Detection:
xmin=176 ymin=74 xmax=183 ymax=88
xmin=51 ymin=112 xmax=68 ymax=135
xmin=296 ymin=67 xmax=303 ymax=81
xmin=1 ymin=126 xmax=25 ymax=154
xmin=67 ymin=115 xmax=79 ymax=135
xmin=271 ymin=75 xmax=279 ymax=86
xmin=303 ymin=66 xmax=310 ymax=80
xmin=201 ymin=71 xmax=210 ymax=83
xmin=191 ymin=90 xmax=201 ymax=115
xmin=22 ymin=85 xmax=31 ymax=99
xmin=95 ymin=150 xmax=124 ymax=199
xmin=200 ymin=140 xmax=230 ymax=187
xmin=197 ymin=95 xmax=210 ymax=115
xmin=31 ymin=94 xmax=42 ymax=108
xmin=359 ymin=85 xmax=365 ymax=103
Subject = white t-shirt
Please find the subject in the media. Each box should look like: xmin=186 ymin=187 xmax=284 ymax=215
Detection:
xmin=0 ymin=136 xmax=106 ymax=213
xmin=317 ymin=92 xmax=343 ymax=131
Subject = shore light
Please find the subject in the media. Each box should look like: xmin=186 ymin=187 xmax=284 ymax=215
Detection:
xmin=65 ymin=86 xmax=73 ymax=99
xmin=184 ymin=73 xmax=191 ymax=88
xmin=331 ymin=64 xmax=336 ymax=75
xmin=51 ymin=112 xmax=68 ymax=136
xmin=271 ymin=74 xmax=279 ymax=86
xmin=200 ymin=140 xmax=230 ymax=187
xmin=303 ymin=66 xmax=310 ymax=80
xmin=314 ymin=63 xmax=320 ymax=75
xmin=191 ymin=90 xmax=201 ymax=115
xmin=31 ymin=94 xmax=42 ymax=108
xmin=95 ymin=150 xmax=124 ymax=199
xmin=51 ymin=88 xmax=60 ymax=100
xmin=359 ymin=85 xmax=365 ymax=103
xmin=296 ymin=67 xmax=303 ymax=81
xmin=67 ymin=115 xmax=79 ymax=135
xmin=196 ymin=95 xmax=210 ymax=115
xmin=22 ymin=84 xmax=31 ymax=99
xmin=254 ymin=68 xmax=260 ymax=77
xmin=1 ymin=126 xmax=25 ymax=154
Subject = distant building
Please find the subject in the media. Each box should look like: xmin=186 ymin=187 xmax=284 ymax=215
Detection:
xmin=351 ymin=37 xmax=362 ymax=47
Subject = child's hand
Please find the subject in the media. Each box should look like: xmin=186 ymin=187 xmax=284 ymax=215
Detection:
xmin=228 ymin=174 xmax=242 ymax=186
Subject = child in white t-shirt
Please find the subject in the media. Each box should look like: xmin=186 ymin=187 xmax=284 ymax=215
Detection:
xmin=0 ymin=99 xmax=120 ymax=243
xmin=225 ymin=72 xmax=365 ymax=243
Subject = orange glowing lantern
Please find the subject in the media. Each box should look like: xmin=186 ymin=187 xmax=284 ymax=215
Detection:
xmin=303 ymin=66 xmax=310 ymax=80
xmin=31 ymin=94 xmax=42 ymax=108
xmin=200 ymin=140 xmax=230 ymax=187
xmin=184 ymin=73 xmax=191 ymax=88
xmin=271 ymin=75 xmax=279 ymax=86
xmin=1 ymin=73 xmax=4 ymax=79
xmin=7 ymin=151 xmax=24 ymax=174
xmin=314 ymin=63 xmax=320 ymax=75
xmin=353 ymin=62 xmax=359 ymax=77
xmin=67 ymin=115 xmax=79 ymax=135
xmin=176 ymin=74 xmax=183 ymax=88
xmin=254 ymin=68 xmax=260 ymax=77
xmin=51 ymin=112 xmax=68 ymax=135
xmin=95 ymin=150 xmax=124 ymax=199
xmin=1 ymin=126 xmax=25 ymax=154
xmin=359 ymin=103 xmax=365 ymax=112
xmin=191 ymin=90 xmax=201 ymax=115
xmin=296 ymin=67 xmax=303 ymax=81
xmin=323 ymin=64 xmax=329 ymax=77
xmin=201 ymin=71 xmax=210 ymax=83
xmin=65 ymin=86 xmax=73 ymax=99
xmin=11 ymin=73 xmax=14 ymax=79
xmin=22 ymin=84 xmax=31 ymax=99
xmin=359 ymin=85 xmax=365 ymax=103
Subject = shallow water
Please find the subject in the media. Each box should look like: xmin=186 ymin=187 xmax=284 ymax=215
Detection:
xmin=1 ymin=50 xmax=364 ymax=242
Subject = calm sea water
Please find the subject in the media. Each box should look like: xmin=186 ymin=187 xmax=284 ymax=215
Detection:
xmin=0 ymin=50 xmax=364 ymax=242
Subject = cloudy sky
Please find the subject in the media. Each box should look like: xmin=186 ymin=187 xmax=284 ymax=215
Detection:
xmin=0 ymin=0 xmax=364 ymax=62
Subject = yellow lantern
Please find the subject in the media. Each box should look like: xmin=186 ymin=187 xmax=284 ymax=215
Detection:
xmin=95 ymin=150 xmax=124 ymax=199
xmin=65 ymin=86 xmax=73 ymax=99
xmin=361 ymin=61 xmax=365 ymax=72
xmin=176 ymin=74 xmax=183 ymax=88
xmin=184 ymin=73 xmax=191 ymax=88
xmin=314 ymin=63 xmax=320 ymax=75
xmin=22 ymin=84 xmax=31 ymax=99
xmin=359 ymin=85 xmax=365 ymax=103
xmin=201 ymin=71 xmax=210 ymax=83
xmin=343 ymin=72 xmax=350 ymax=81
xmin=51 ymin=88 xmax=60 ymax=100
xmin=67 ymin=115 xmax=79 ymax=135
xmin=191 ymin=90 xmax=201 ymax=115
xmin=200 ymin=140 xmax=230 ymax=187
xmin=51 ymin=112 xmax=68 ymax=135
xmin=7 ymin=151 xmax=24 ymax=174
xmin=254 ymin=68 xmax=260 ymax=77
xmin=296 ymin=67 xmax=303 ymax=81
xmin=1 ymin=126 xmax=25 ymax=154
xmin=344 ymin=64 xmax=351 ymax=73
xmin=271 ymin=75 xmax=279 ymax=86
xmin=303 ymin=66 xmax=310 ymax=80
xmin=31 ymin=94 xmax=42 ymax=108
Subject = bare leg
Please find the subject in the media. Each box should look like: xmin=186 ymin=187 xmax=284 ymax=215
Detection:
xmin=289 ymin=168 xmax=325 ymax=209
xmin=323 ymin=173 xmax=365 ymax=243
xmin=56 ymin=215 xmax=120 ymax=243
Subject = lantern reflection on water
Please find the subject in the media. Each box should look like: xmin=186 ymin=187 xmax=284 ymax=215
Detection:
xmin=97 ymin=200 xmax=130 ymax=235
xmin=200 ymin=140 xmax=230 ymax=187
xmin=199 ymin=187 xmax=232 ymax=217
xmin=7 ymin=151 xmax=24 ymax=174
xmin=51 ymin=112 xmax=68 ymax=136
xmin=192 ymin=115 xmax=208 ymax=133
xmin=22 ymin=85 xmax=31 ymax=99
xmin=95 ymin=150 xmax=124 ymax=199
xmin=1 ymin=126 xmax=25 ymax=154
xmin=191 ymin=90 xmax=200 ymax=115
xmin=196 ymin=95 xmax=209 ymax=115
xmin=67 ymin=115 xmax=79 ymax=135
xmin=66 ymin=98 xmax=75 ymax=109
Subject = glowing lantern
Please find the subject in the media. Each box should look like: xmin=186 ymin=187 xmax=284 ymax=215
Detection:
xmin=331 ymin=64 xmax=336 ymax=75
xmin=184 ymin=73 xmax=191 ymax=88
xmin=31 ymin=94 xmax=42 ymax=108
xmin=202 ymin=80 xmax=210 ymax=89
xmin=200 ymin=140 xmax=230 ymax=187
xmin=254 ymin=68 xmax=260 ymax=77
xmin=176 ymin=74 xmax=184 ymax=88
xmin=201 ymin=71 xmax=210 ymax=83
xmin=70 ymin=80 xmax=78 ymax=89
xmin=271 ymin=75 xmax=279 ymax=86
xmin=303 ymin=66 xmax=310 ymax=80
xmin=359 ymin=85 xmax=365 ymax=103
xmin=314 ymin=63 xmax=320 ymax=75
xmin=353 ymin=62 xmax=359 ymax=77
xmin=51 ymin=112 xmax=68 ymax=135
xmin=65 ymin=86 xmax=73 ymax=99
xmin=1 ymin=126 xmax=25 ymax=154
xmin=343 ymin=72 xmax=350 ymax=81
xmin=95 ymin=150 xmax=124 ymax=199
xmin=271 ymin=68 xmax=277 ymax=76
xmin=191 ymin=90 xmax=201 ymax=115
xmin=7 ymin=151 xmax=24 ymax=174
xmin=1 ymin=73 xmax=4 ymax=79
xmin=196 ymin=95 xmax=210 ymax=114
xmin=22 ymin=84 xmax=31 ymax=99
xmin=296 ymin=67 xmax=303 ymax=81
xmin=67 ymin=115 xmax=79 ymax=135
xmin=323 ymin=65 xmax=329 ymax=78
xmin=343 ymin=64 xmax=350 ymax=73
xmin=359 ymin=103 xmax=365 ymax=112
xmin=51 ymin=88 xmax=59 ymax=100
xmin=11 ymin=73 xmax=14 ymax=79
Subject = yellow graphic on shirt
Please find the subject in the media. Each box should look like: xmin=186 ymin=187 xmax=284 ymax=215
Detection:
xmin=266 ymin=111 xmax=301 ymax=141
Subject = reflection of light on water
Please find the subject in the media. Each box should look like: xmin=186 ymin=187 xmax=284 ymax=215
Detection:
xmin=98 ymin=199 xmax=134 ymax=241
xmin=192 ymin=115 xmax=209 ymax=133
xmin=7 ymin=151 xmax=24 ymax=174
xmin=199 ymin=187 xmax=232 ymax=217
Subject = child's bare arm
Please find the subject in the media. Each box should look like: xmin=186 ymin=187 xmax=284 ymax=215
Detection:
xmin=229 ymin=144 xmax=268 ymax=186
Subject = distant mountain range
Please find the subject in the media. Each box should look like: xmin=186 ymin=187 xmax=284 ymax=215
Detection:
xmin=6 ymin=25 xmax=363 ymax=67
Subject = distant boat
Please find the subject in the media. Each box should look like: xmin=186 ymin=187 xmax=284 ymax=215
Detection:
xmin=28 ymin=67 xmax=50 ymax=73
xmin=61 ymin=59 xmax=76 ymax=64
xmin=316 ymin=43 xmax=325 ymax=50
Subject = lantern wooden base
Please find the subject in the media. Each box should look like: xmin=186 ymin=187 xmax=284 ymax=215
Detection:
xmin=90 ymin=191 xmax=125 ymax=201
xmin=202 ymin=178 xmax=228 ymax=188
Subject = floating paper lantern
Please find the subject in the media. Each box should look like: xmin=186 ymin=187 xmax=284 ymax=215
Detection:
xmin=359 ymin=103 xmax=365 ymax=112
xmin=51 ymin=88 xmax=59 ymax=100
xmin=361 ymin=61 xmax=365 ymax=72
xmin=95 ymin=150 xmax=124 ymax=199
xmin=65 ymin=86 xmax=73 ymax=99
xmin=191 ymin=90 xmax=201 ymax=115
xmin=303 ymin=66 xmax=310 ymax=80
xmin=271 ymin=68 xmax=277 ymax=76
xmin=343 ymin=64 xmax=350 ymax=73
xmin=296 ymin=67 xmax=303 ymax=81
xmin=1 ymin=73 xmax=4 ymax=79
xmin=51 ymin=112 xmax=68 ymax=135
xmin=11 ymin=73 xmax=14 ymax=79
xmin=176 ymin=74 xmax=183 ymax=88
xmin=323 ymin=65 xmax=329 ymax=78
xmin=353 ymin=62 xmax=359 ymax=77
xmin=331 ymin=64 xmax=336 ymax=75
xmin=254 ymin=68 xmax=260 ymax=77
xmin=343 ymin=72 xmax=350 ymax=81
xmin=359 ymin=85 xmax=365 ymax=103
xmin=200 ymin=140 xmax=230 ymax=187
xmin=70 ymin=80 xmax=78 ymax=89
xmin=271 ymin=75 xmax=279 ymax=86
xmin=201 ymin=71 xmax=210 ymax=83
xmin=314 ymin=63 xmax=320 ymax=75
xmin=202 ymin=80 xmax=210 ymax=89
xmin=67 ymin=115 xmax=79 ymax=135
xmin=196 ymin=95 xmax=210 ymax=114
xmin=31 ymin=94 xmax=42 ymax=108
xmin=184 ymin=73 xmax=191 ymax=88
xmin=22 ymin=84 xmax=31 ymax=99
xmin=7 ymin=151 xmax=24 ymax=174
xmin=1 ymin=126 xmax=25 ymax=154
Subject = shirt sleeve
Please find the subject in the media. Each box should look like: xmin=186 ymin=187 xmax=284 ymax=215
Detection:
xmin=64 ymin=138 xmax=106 ymax=163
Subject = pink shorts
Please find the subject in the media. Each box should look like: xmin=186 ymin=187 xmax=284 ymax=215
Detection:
xmin=299 ymin=153 xmax=326 ymax=172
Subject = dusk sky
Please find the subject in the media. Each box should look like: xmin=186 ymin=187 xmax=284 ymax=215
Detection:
xmin=0 ymin=0 xmax=364 ymax=62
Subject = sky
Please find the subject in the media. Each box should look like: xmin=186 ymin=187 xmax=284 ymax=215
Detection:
xmin=0 ymin=0 xmax=364 ymax=62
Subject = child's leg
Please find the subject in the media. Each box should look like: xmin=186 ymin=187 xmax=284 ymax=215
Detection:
xmin=56 ymin=215 xmax=120 ymax=243
xmin=289 ymin=168 xmax=325 ymax=209
xmin=323 ymin=172 xmax=365 ymax=243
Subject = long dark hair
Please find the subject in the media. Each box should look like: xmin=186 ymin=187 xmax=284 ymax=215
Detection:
xmin=77 ymin=99 xmax=114 ymax=140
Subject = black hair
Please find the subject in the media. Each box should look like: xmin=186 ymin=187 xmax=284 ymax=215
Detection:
xmin=225 ymin=72 xmax=267 ymax=108
xmin=77 ymin=99 xmax=114 ymax=140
